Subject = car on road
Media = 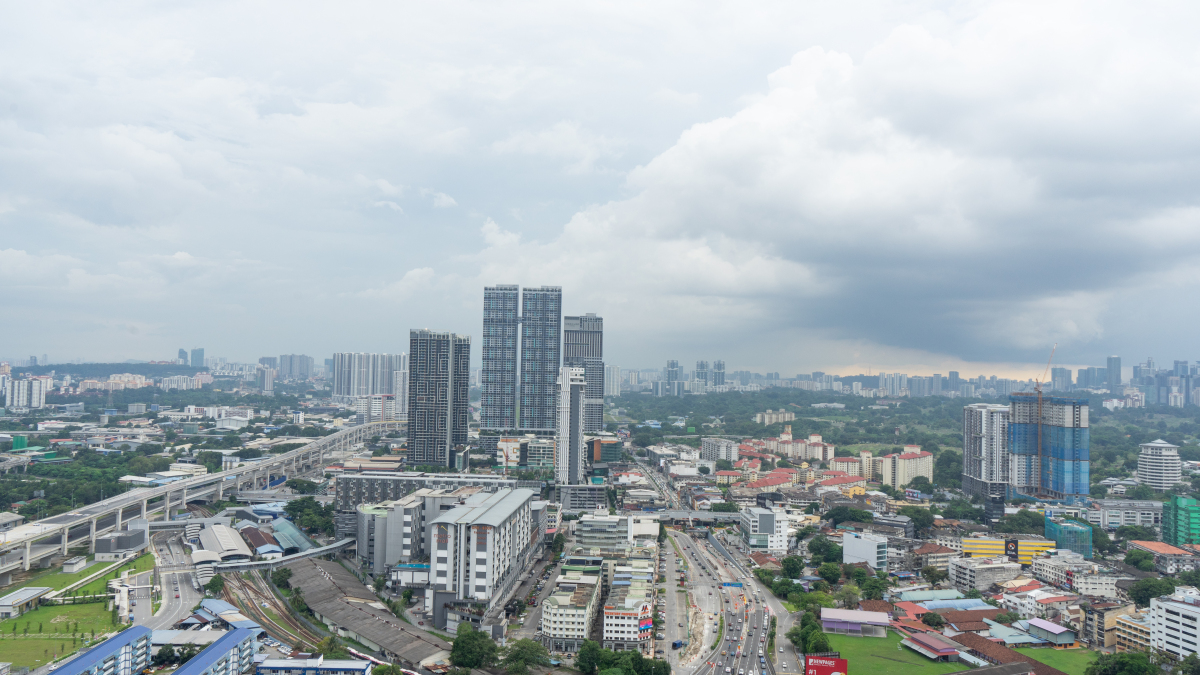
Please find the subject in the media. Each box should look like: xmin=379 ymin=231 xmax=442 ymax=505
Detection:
xmin=779 ymin=647 xmax=784 ymax=652
xmin=175 ymin=593 xmax=179 ymax=598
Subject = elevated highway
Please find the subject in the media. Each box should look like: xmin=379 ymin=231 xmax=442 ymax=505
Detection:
xmin=0 ymin=421 xmax=400 ymax=581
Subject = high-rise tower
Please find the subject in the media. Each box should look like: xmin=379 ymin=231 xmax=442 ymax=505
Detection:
xmin=695 ymin=361 xmax=709 ymax=388
xmin=1107 ymin=355 xmax=1122 ymax=392
xmin=1009 ymin=393 xmax=1090 ymax=502
xmin=564 ymin=313 xmax=603 ymax=432
xmin=408 ymin=330 xmax=471 ymax=469
xmin=712 ymin=360 xmax=725 ymax=386
xmin=519 ymin=287 xmax=562 ymax=432
xmin=481 ymin=285 xmax=520 ymax=430
xmin=191 ymin=348 xmax=205 ymax=370
xmin=962 ymin=403 xmax=1010 ymax=499
xmin=556 ymin=366 xmax=586 ymax=485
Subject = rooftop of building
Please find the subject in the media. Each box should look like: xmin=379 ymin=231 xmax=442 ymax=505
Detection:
xmin=0 ymin=586 xmax=52 ymax=606
xmin=429 ymin=488 xmax=534 ymax=528
xmin=1128 ymin=540 xmax=1192 ymax=556
xmin=55 ymin=626 xmax=152 ymax=675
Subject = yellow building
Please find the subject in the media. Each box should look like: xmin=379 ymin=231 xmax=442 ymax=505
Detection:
xmin=960 ymin=537 xmax=1055 ymax=565
xmin=1115 ymin=613 xmax=1151 ymax=653
xmin=840 ymin=485 xmax=866 ymax=498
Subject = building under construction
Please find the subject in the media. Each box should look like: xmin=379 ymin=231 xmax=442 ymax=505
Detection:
xmin=1009 ymin=394 xmax=1090 ymax=503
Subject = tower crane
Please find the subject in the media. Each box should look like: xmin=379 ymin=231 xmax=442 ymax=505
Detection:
xmin=1033 ymin=344 xmax=1056 ymax=498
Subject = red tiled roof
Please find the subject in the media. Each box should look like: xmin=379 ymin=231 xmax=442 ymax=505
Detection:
xmin=1130 ymin=540 xmax=1192 ymax=556
xmin=948 ymin=621 xmax=991 ymax=632
xmin=858 ymin=600 xmax=893 ymax=614
xmin=820 ymin=476 xmax=866 ymax=486
xmin=821 ymin=470 xmax=849 ymax=477
xmin=831 ymin=457 xmax=860 ymax=463
xmin=948 ymin=632 xmax=1069 ymax=675
xmin=747 ymin=476 xmax=791 ymax=489
xmin=913 ymin=542 xmax=957 ymax=555
xmin=893 ymin=601 xmax=928 ymax=619
xmin=941 ymin=608 xmax=1003 ymax=624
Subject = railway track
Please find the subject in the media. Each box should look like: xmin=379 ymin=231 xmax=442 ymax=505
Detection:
xmin=222 ymin=571 xmax=323 ymax=650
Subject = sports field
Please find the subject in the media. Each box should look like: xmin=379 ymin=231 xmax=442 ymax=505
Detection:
xmin=1015 ymin=647 xmax=1097 ymax=675
xmin=826 ymin=633 xmax=970 ymax=675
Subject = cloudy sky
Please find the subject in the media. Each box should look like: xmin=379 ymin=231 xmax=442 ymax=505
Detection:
xmin=3 ymin=1 xmax=1199 ymax=378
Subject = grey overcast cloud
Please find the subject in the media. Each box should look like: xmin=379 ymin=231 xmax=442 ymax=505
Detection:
xmin=2 ymin=1 xmax=1198 ymax=377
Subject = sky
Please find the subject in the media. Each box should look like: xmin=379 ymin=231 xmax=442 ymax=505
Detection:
xmin=3 ymin=1 xmax=1200 ymax=379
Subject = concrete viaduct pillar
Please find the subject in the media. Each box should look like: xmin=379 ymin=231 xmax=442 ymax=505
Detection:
xmin=89 ymin=517 xmax=98 ymax=553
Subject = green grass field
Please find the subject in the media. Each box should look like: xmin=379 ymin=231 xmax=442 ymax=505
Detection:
xmin=0 ymin=636 xmax=99 ymax=668
xmin=77 ymin=554 xmax=155 ymax=594
xmin=2 ymin=556 xmax=105 ymax=594
xmin=827 ymin=633 xmax=969 ymax=675
xmin=1015 ymin=647 xmax=1097 ymax=675
xmin=0 ymin=602 xmax=116 ymax=638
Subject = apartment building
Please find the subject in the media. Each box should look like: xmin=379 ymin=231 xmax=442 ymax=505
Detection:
xmin=426 ymin=489 xmax=536 ymax=623
xmin=55 ymin=626 xmax=151 ymax=675
xmin=880 ymin=449 xmax=933 ymax=490
xmin=948 ymin=556 xmax=1022 ymax=592
xmin=1139 ymin=439 xmax=1183 ymax=492
xmin=700 ymin=437 xmax=739 ymax=462
xmin=357 ymin=487 xmax=489 ymax=575
xmin=541 ymin=574 xmax=601 ymax=653
xmin=1032 ymin=550 xmax=1116 ymax=598
xmin=334 ymin=472 xmax=541 ymax=535
xmin=1083 ymin=602 xmax=1135 ymax=649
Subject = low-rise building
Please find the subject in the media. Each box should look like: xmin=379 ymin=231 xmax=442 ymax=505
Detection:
xmin=949 ymin=556 xmax=1022 ymax=592
xmin=0 ymin=586 xmax=51 ymax=618
xmin=1085 ymin=500 xmax=1162 ymax=530
xmin=1127 ymin=540 xmax=1200 ymax=574
xmin=912 ymin=542 xmax=958 ymax=571
xmin=1115 ymin=612 xmax=1152 ymax=653
xmin=541 ymin=574 xmax=601 ymax=653
xmin=256 ymin=656 xmax=373 ymax=675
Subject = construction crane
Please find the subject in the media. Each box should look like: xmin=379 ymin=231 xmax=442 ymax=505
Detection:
xmin=1033 ymin=344 xmax=1057 ymax=499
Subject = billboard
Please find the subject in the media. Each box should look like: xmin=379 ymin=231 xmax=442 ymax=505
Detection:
xmin=806 ymin=656 xmax=848 ymax=675
xmin=722 ymin=582 xmax=744 ymax=587
xmin=1005 ymin=539 xmax=1019 ymax=560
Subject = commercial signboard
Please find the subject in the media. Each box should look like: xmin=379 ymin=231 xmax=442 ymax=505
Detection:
xmin=805 ymin=656 xmax=848 ymax=675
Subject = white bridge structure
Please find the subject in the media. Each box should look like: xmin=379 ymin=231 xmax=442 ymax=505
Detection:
xmin=0 ymin=421 xmax=401 ymax=584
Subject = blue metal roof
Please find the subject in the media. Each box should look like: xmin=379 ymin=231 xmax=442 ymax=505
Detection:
xmin=173 ymin=628 xmax=256 ymax=675
xmin=56 ymin=626 xmax=151 ymax=675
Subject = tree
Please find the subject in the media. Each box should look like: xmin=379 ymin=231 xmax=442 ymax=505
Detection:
xmin=772 ymin=577 xmax=795 ymax=599
xmin=698 ymin=465 xmax=710 ymax=475
xmin=1090 ymin=483 xmax=1109 ymax=499
xmin=1128 ymin=578 xmax=1175 ymax=607
xmin=860 ymin=577 xmax=886 ymax=601
xmin=373 ymin=666 xmax=405 ymax=675
xmin=373 ymin=575 xmax=387 ymax=593
xmin=850 ymin=566 xmax=869 ymax=586
xmin=897 ymin=506 xmax=935 ymax=533
xmin=994 ymin=611 xmax=1021 ymax=624
xmin=1124 ymin=548 xmax=1155 ymax=572
xmin=964 ymin=589 xmax=982 ymax=599
xmin=315 ymin=636 xmax=350 ymax=659
xmin=286 ymin=478 xmax=319 ymax=494
xmin=153 ymin=644 xmax=177 ymax=666
xmin=834 ymin=584 xmax=860 ymax=608
xmin=785 ymin=625 xmax=805 ymax=649
xmin=1127 ymin=484 xmax=1156 ymax=501
xmin=402 ymin=589 xmax=413 ymax=605
xmin=921 ymin=612 xmax=945 ymax=627
xmin=992 ymin=509 xmax=1045 ymax=535
xmin=817 ymin=562 xmax=842 ymax=585
xmin=271 ymin=568 xmax=293 ymax=589
xmin=824 ymin=506 xmax=874 ymax=527
xmin=781 ymin=555 xmax=804 ymax=578
xmin=501 ymin=639 xmax=551 ymax=675
xmin=576 ymin=640 xmax=606 ymax=675
xmin=716 ymin=459 xmax=734 ymax=472
xmin=450 ymin=623 xmax=499 ymax=668
xmin=1085 ymin=651 xmax=1155 ymax=675
xmin=805 ymin=631 xmax=830 ymax=653
xmin=551 ymin=532 xmax=566 ymax=554
xmin=907 ymin=476 xmax=932 ymax=492
xmin=289 ymin=586 xmax=308 ymax=613
xmin=710 ymin=502 xmax=739 ymax=513
xmin=921 ymin=566 xmax=948 ymax=585
xmin=205 ymin=575 xmax=225 ymax=595
xmin=1115 ymin=525 xmax=1159 ymax=543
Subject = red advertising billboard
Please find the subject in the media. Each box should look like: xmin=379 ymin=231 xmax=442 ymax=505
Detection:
xmin=806 ymin=656 xmax=848 ymax=675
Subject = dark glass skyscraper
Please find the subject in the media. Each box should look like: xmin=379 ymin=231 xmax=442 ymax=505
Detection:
xmin=481 ymin=285 xmax=519 ymax=430
xmin=1107 ymin=355 xmax=1121 ymax=392
xmin=564 ymin=313 xmax=603 ymax=433
xmin=519 ymin=287 xmax=563 ymax=432
xmin=713 ymin=360 xmax=725 ymax=386
xmin=408 ymin=329 xmax=471 ymax=468
xmin=480 ymin=285 xmax=562 ymax=433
